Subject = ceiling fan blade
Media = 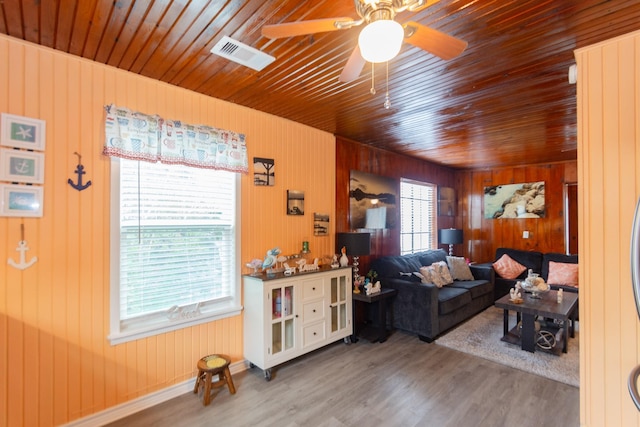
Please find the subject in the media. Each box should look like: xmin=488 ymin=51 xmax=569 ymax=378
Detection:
xmin=339 ymin=45 xmax=367 ymax=83
xmin=262 ymin=17 xmax=355 ymax=39
xmin=403 ymin=21 xmax=468 ymax=60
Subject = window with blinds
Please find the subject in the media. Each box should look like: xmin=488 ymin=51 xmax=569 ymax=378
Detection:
xmin=109 ymin=158 xmax=241 ymax=344
xmin=400 ymin=178 xmax=437 ymax=255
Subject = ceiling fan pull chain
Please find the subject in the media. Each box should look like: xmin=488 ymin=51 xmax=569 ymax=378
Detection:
xmin=384 ymin=61 xmax=391 ymax=109
xmin=370 ymin=62 xmax=376 ymax=95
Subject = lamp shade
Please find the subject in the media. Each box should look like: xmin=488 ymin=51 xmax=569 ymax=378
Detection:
xmin=439 ymin=228 xmax=463 ymax=245
xmin=358 ymin=19 xmax=404 ymax=63
xmin=336 ymin=232 xmax=371 ymax=256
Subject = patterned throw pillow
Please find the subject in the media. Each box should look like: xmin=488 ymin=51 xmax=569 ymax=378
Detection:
xmin=446 ymin=256 xmax=475 ymax=281
xmin=547 ymin=261 xmax=579 ymax=287
xmin=432 ymin=261 xmax=454 ymax=285
xmin=492 ymin=254 xmax=527 ymax=279
xmin=420 ymin=262 xmax=454 ymax=288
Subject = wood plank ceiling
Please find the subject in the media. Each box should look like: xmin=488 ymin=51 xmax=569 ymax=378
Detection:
xmin=1 ymin=0 xmax=639 ymax=169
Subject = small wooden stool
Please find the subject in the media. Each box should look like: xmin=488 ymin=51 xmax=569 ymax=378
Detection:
xmin=193 ymin=354 xmax=236 ymax=406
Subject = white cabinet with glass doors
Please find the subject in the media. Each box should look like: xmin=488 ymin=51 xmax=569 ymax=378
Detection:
xmin=243 ymin=266 xmax=352 ymax=380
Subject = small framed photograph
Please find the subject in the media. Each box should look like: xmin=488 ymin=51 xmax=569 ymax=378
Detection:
xmin=0 ymin=184 xmax=44 ymax=217
xmin=0 ymin=148 xmax=45 ymax=183
xmin=1 ymin=113 xmax=46 ymax=151
xmin=287 ymin=190 xmax=304 ymax=215
xmin=314 ymin=213 xmax=329 ymax=236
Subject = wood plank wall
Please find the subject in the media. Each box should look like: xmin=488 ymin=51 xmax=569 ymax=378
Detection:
xmin=335 ymin=136 xmax=457 ymax=275
xmin=336 ymin=136 xmax=576 ymax=268
xmin=456 ymin=162 xmax=577 ymax=263
xmin=576 ymin=30 xmax=640 ymax=427
xmin=0 ymin=35 xmax=335 ymax=426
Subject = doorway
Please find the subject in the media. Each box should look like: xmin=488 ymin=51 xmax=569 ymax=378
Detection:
xmin=564 ymin=182 xmax=578 ymax=254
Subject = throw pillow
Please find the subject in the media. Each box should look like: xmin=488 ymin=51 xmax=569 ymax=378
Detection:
xmin=547 ymin=261 xmax=579 ymax=287
xmin=446 ymin=256 xmax=475 ymax=281
xmin=418 ymin=266 xmax=437 ymax=285
xmin=493 ymin=254 xmax=527 ymax=279
xmin=432 ymin=261 xmax=454 ymax=285
xmin=420 ymin=265 xmax=451 ymax=287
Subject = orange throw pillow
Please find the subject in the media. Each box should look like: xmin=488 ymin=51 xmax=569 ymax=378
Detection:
xmin=492 ymin=254 xmax=527 ymax=279
xmin=547 ymin=261 xmax=579 ymax=287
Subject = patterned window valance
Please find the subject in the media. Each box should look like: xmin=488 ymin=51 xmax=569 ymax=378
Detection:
xmin=103 ymin=104 xmax=248 ymax=173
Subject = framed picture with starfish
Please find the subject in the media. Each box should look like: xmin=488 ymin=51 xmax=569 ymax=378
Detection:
xmin=1 ymin=113 xmax=46 ymax=151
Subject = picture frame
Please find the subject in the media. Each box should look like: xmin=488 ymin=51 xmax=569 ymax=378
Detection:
xmin=0 ymin=148 xmax=45 ymax=184
xmin=253 ymin=157 xmax=275 ymax=186
xmin=314 ymin=213 xmax=329 ymax=236
xmin=484 ymin=181 xmax=546 ymax=219
xmin=0 ymin=183 xmax=44 ymax=217
xmin=438 ymin=186 xmax=456 ymax=216
xmin=349 ymin=170 xmax=397 ymax=229
xmin=287 ymin=190 xmax=304 ymax=215
xmin=1 ymin=113 xmax=46 ymax=151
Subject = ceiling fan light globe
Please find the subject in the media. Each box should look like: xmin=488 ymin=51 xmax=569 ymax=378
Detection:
xmin=358 ymin=20 xmax=403 ymax=63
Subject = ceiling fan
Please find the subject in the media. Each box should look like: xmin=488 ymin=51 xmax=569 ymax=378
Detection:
xmin=262 ymin=0 xmax=468 ymax=82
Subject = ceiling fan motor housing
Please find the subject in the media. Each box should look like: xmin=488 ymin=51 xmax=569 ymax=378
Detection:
xmin=355 ymin=0 xmax=431 ymax=22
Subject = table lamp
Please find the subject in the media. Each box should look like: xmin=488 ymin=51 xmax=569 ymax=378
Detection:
xmin=336 ymin=232 xmax=371 ymax=283
xmin=439 ymin=228 xmax=463 ymax=256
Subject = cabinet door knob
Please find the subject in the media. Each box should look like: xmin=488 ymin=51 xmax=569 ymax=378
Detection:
xmin=312 ymin=287 xmax=316 ymax=290
xmin=313 ymin=309 xmax=316 ymax=313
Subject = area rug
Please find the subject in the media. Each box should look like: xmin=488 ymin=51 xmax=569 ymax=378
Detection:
xmin=435 ymin=306 xmax=579 ymax=387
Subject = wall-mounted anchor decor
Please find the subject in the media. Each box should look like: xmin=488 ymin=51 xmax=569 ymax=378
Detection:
xmin=8 ymin=224 xmax=37 ymax=270
xmin=68 ymin=152 xmax=92 ymax=191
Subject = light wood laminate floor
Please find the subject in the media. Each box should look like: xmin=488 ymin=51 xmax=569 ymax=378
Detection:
xmin=106 ymin=330 xmax=579 ymax=427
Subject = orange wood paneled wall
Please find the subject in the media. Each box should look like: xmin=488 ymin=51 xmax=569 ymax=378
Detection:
xmin=0 ymin=35 xmax=336 ymax=426
xmin=455 ymin=162 xmax=577 ymax=263
xmin=576 ymin=30 xmax=640 ymax=427
xmin=335 ymin=136 xmax=457 ymax=274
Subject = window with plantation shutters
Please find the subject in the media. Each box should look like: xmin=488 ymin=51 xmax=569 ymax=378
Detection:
xmin=400 ymin=178 xmax=437 ymax=255
xmin=108 ymin=158 xmax=241 ymax=344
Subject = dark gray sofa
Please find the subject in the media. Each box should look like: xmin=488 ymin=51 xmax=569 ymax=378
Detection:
xmin=483 ymin=247 xmax=578 ymax=300
xmin=370 ymin=249 xmax=494 ymax=342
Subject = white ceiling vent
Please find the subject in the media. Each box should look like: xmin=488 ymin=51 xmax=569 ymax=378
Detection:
xmin=210 ymin=36 xmax=275 ymax=71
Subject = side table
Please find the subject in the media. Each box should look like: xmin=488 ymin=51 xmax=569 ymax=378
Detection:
xmin=351 ymin=287 xmax=397 ymax=343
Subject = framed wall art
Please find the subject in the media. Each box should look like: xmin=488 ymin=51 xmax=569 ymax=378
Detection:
xmin=0 ymin=183 xmax=44 ymax=217
xmin=484 ymin=181 xmax=546 ymax=219
xmin=438 ymin=186 xmax=456 ymax=216
xmin=0 ymin=148 xmax=45 ymax=184
xmin=287 ymin=190 xmax=304 ymax=215
xmin=349 ymin=170 xmax=397 ymax=229
xmin=253 ymin=157 xmax=275 ymax=186
xmin=1 ymin=113 xmax=46 ymax=151
xmin=314 ymin=213 xmax=329 ymax=236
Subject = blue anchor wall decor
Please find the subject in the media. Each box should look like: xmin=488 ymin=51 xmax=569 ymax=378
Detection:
xmin=68 ymin=151 xmax=92 ymax=191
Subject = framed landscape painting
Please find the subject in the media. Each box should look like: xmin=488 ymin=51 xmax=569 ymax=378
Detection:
xmin=484 ymin=181 xmax=546 ymax=219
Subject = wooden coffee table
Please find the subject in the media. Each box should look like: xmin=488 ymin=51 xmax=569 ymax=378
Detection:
xmin=494 ymin=290 xmax=578 ymax=354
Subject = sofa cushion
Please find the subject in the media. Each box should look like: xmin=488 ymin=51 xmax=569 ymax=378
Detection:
xmin=493 ymin=254 xmax=527 ymax=279
xmin=371 ymin=254 xmax=423 ymax=280
xmin=449 ymin=279 xmax=493 ymax=299
xmin=547 ymin=261 xmax=579 ymax=287
xmin=447 ymin=256 xmax=474 ymax=280
xmin=541 ymin=252 xmax=578 ymax=282
xmin=417 ymin=249 xmax=448 ymax=266
xmin=495 ymin=248 xmax=543 ymax=278
xmin=438 ymin=287 xmax=472 ymax=315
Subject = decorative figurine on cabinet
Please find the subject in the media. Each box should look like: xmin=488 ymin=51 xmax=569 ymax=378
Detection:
xmin=339 ymin=246 xmax=349 ymax=267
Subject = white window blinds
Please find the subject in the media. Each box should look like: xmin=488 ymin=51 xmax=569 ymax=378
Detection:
xmin=109 ymin=158 xmax=240 ymax=344
xmin=400 ymin=178 xmax=437 ymax=255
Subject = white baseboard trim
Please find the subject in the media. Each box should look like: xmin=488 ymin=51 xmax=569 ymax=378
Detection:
xmin=62 ymin=361 xmax=248 ymax=427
